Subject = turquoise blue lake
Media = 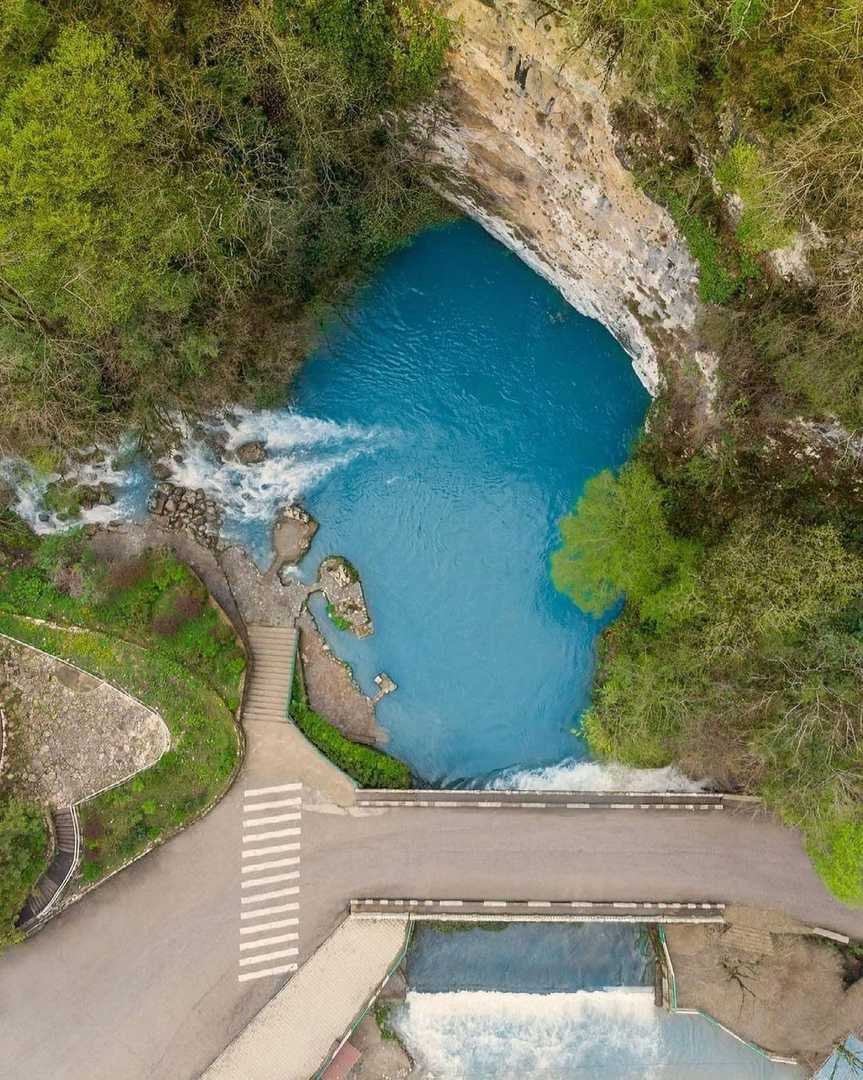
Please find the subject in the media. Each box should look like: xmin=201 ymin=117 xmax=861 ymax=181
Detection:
xmin=280 ymin=219 xmax=648 ymax=783
xmin=10 ymin=218 xmax=672 ymax=786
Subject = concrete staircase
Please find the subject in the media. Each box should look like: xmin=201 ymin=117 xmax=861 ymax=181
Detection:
xmin=243 ymin=626 xmax=299 ymax=724
xmin=18 ymin=807 xmax=81 ymax=927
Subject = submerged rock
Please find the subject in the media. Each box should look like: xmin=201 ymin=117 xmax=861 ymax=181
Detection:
xmin=151 ymin=462 xmax=172 ymax=482
xmin=77 ymin=482 xmax=116 ymax=510
xmin=147 ymin=481 xmax=222 ymax=550
xmin=373 ymin=672 xmax=397 ymax=704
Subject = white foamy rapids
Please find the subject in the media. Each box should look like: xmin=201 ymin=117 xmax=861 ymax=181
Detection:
xmin=393 ymin=989 xmax=662 ymax=1079
xmin=163 ymin=409 xmax=391 ymax=526
xmin=0 ymin=440 xmax=143 ymax=535
xmin=216 ymin=407 xmax=380 ymax=454
xmin=488 ymin=758 xmax=706 ymax=793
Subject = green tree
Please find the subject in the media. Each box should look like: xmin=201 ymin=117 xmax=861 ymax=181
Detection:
xmin=0 ymin=796 xmax=49 ymax=950
xmin=551 ymin=461 xmax=700 ymax=626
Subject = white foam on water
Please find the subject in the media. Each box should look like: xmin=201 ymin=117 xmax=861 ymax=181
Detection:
xmin=392 ymin=989 xmax=805 ymax=1079
xmin=161 ymin=409 xmax=391 ymax=532
xmin=393 ymin=988 xmax=662 ymax=1079
xmin=1 ymin=410 xmax=390 ymax=544
xmin=215 ymin=406 xmax=380 ymax=453
xmin=488 ymin=758 xmax=705 ymax=793
xmin=1 ymin=439 xmax=145 ymax=535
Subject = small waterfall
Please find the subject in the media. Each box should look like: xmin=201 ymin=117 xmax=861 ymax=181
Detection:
xmin=486 ymin=757 xmax=705 ymax=793
xmin=393 ymin=988 xmax=663 ymax=1078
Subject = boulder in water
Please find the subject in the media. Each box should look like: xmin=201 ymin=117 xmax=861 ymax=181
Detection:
xmin=235 ymin=440 xmax=267 ymax=466
xmin=272 ymin=503 xmax=318 ymax=567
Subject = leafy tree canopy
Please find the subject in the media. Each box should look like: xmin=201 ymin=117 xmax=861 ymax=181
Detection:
xmin=551 ymin=461 xmax=700 ymax=627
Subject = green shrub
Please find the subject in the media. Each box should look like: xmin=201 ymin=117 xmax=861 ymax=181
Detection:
xmin=0 ymin=0 xmax=452 ymax=453
xmin=325 ymin=602 xmax=351 ymax=631
xmin=291 ymin=670 xmax=411 ymax=788
xmin=551 ymin=461 xmax=700 ymax=627
xmin=570 ymin=487 xmax=863 ymax=902
xmin=716 ymin=142 xmax=791 ymax=255
xmin=0 ymin=539 xmax=245 ymax=708
xmin=807 ymin=820 xmax=863 ymax=906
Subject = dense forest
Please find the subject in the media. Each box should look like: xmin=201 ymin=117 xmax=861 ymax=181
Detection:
xmin=554 ymin=1 xmax=863 ymax=902
xmin=0 ymin=0 xmax=449 ymax=452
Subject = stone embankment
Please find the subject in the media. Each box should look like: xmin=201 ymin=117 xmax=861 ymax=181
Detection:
xmin=0 ymin=637 xmax=168 ymax=807
xmin=137 ymin=484 xmax=386 ymax=747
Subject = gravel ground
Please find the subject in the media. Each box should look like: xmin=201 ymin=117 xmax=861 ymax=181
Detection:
xmin=0 ymin=637 xmax=169 ymax=806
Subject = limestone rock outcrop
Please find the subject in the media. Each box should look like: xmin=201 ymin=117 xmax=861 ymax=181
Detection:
xmin=420 ymin=0 xmax=715 ymax=395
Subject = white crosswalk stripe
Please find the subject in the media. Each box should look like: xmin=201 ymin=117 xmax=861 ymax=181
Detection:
xmin=239 ymin=946 xmax=298 ymax=967
xmin=238 ymin=783 xmax=301 ymax=981
xmin=240 ymin=932 xmax=298 ymax=951
xmin=244 ymin=782 xmax=302 ymax=797
xmin=242 ymin=856 xmax=300 ymax=873
xmin=238 ymin=963 xmax=297 ymax=983
xmin=242 ymin=842 xmax=300 ymax=858
xmin=243 ymin=811 xmax=301 ymax=827
xmin=242 ymin=798 xmax=301 ymax=811
xmin=242 ymin=826 xmax=300 ymax=841
xmin=240 ymin=901 xmax=299 ymax=920
xmin=240 ymin=917 xmax=298 ymax=935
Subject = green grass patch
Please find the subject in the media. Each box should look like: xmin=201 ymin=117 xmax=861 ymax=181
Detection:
xmin=290 ymin=668 xmax=411 ymax=789
xmin=374 ymin=1001 xmax=398 ymax=1041
xmin=0 ymin=532 xmax=245 ymax=709
xmin=0 ymin=613 xmax=239 ymax=881
xmin=325 ymin=602 xmax=351 ymax=632
xmin=0 ymin=529 xmax=244 ymax=883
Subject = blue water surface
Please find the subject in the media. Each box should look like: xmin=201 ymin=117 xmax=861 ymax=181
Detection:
xmin=291 ymin=220 xmax=648 ymax=783
xmin=406 ymin=923 xmax=654 ymax=993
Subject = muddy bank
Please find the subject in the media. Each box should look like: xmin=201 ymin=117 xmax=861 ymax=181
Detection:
xmin=666 ymin=906 xmax=863 ymax=1070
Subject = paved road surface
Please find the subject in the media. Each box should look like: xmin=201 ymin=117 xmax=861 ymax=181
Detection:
xmin=1 ymin=779 xmax=862 ymax=1080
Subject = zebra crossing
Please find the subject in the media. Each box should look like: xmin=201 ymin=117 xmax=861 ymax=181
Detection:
xmin=238 ymin=782 xmax=302 ymax=983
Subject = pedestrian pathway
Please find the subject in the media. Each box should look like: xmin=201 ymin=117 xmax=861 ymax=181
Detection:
xmin=238 ymin=783 xmax=303 ymax=983
xmin=243 ymin=626 xmax=298 ymax=724
xmin=204 ymin=915 xmax=410 ymax=1080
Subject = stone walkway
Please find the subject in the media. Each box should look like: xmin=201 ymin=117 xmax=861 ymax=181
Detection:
xmin=203 ymin=916 xmax=409 ymax=1080
xmin=0 ymin=636 xmax=169 ymax=806
xmin=94 ymin=521 xmax=385 ymax=747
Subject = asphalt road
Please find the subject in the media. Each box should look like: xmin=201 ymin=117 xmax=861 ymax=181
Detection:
xmin=2 ymin=782 xmax=862 ymax=1080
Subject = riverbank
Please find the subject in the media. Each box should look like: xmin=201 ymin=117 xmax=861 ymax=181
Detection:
xmin=665 ymin=907 xmax=863 ymax=1071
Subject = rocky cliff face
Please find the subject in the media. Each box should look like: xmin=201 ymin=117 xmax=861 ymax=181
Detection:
xmin=419 ymin=0 xmax=714 ymax=396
